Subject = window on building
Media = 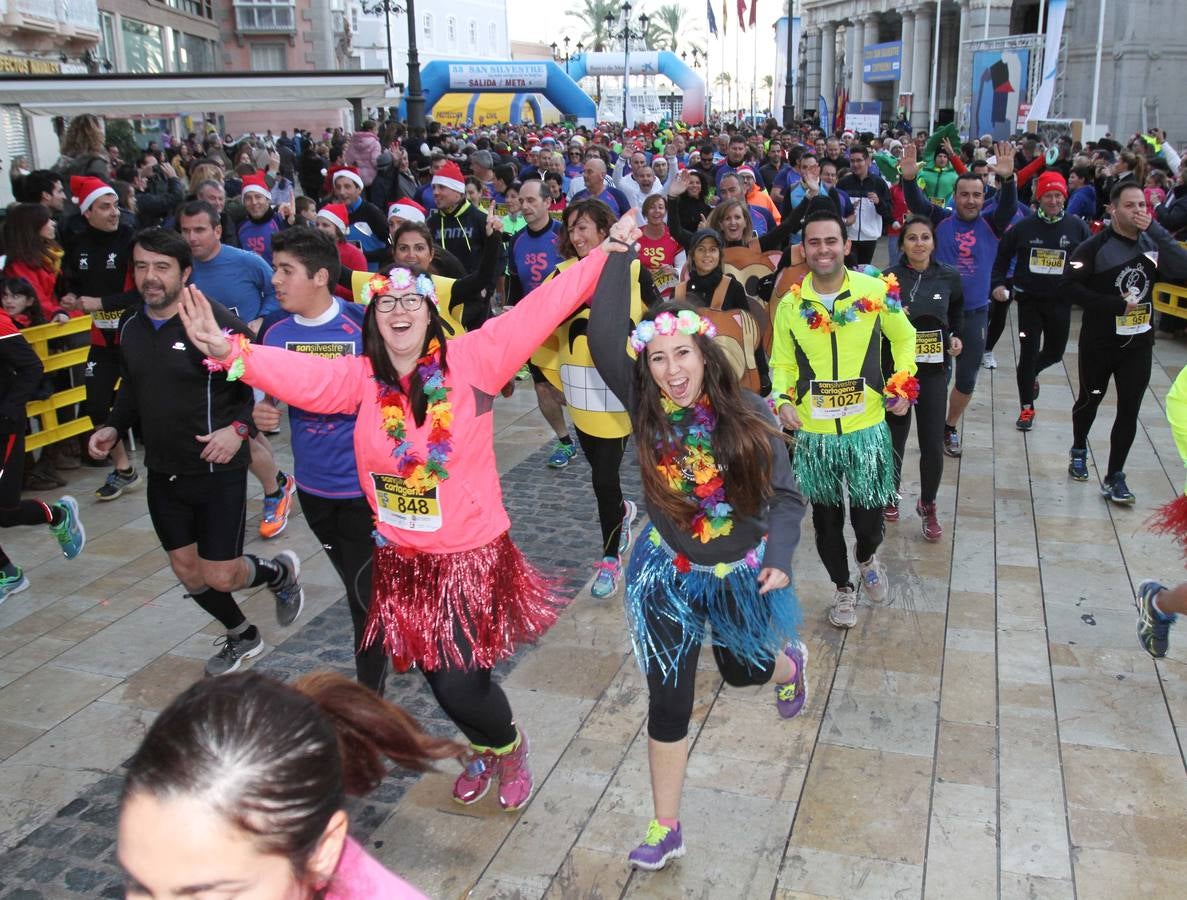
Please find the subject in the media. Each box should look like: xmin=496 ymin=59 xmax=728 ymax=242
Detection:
xmin=447 ymin=17 xmax=456 ymax=44
xmin=250 ymin=42 xmax=287 ymax=71
xmin=167 ymin=0 xmax=211 ymax=18
xmin=174 ymin=31 xmax=216 ymax=72
xmin=234 ymin=0 xmax=296 ymax=32
xmin=98 ymin=12 xmax=117 ymax=70
xmin=422 ymin=13 xmax=433 ymax=43
xmin=121 ymin=18 xmax=166 ymax=73
xmin=469 ymin=20 xmax=477 ymax=49
xmin=351 ymin=9 xmax=358 ymax=31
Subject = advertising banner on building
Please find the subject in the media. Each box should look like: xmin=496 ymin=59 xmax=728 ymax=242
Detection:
xmin=1026 ymin=0 xmax=1068 ymax=124
xmin=862 ymin=42 xmax=902 ymax=84
xmin=970 ymin=48 xmax=1030 ymax=140
xmin=845 ymin=101 xmax=882 ymax=134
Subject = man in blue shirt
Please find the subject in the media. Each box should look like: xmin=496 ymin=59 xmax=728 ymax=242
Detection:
xmin=570 ymin=158 xmax=630 ymax=216
xmin=255 ymin=228 xmax=387 ymax=693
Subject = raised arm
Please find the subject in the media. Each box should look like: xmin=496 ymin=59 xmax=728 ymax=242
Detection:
xmin=899 ymin=143 xmax=948 ymax=223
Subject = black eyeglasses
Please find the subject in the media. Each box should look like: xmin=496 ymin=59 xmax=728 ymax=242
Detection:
xmin=374 ymin=294 xmax=425 ymax=313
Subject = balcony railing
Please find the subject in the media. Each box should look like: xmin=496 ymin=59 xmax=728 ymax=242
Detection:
xmin=234 ymin=4 xmax=296 ymax=33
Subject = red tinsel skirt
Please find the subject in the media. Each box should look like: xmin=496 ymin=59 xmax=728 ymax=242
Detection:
xmin=1149 ymin=494 xmax=1187 ymax=557
xmin=362 ymin=532 xmax=565 ymax=672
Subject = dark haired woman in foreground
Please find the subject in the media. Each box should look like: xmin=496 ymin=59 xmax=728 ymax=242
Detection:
xmin=587 ymin=249 xmax=807 ymax=871
xmin=119 ymin=671 xmax=457 ymax=898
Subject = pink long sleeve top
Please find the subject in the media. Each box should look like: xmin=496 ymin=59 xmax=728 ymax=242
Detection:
xmin=220 ymin=247 xmax=610 ymax=553
xmin=326 ymin=837 xmax=427 ymax=899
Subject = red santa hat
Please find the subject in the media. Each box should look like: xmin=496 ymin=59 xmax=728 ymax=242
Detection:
xmin=388 ymin=198 xmax=427 ymax=223
xmin=432 ymin=161 xmax=466 ymax=195
xmin=241 ymin=170 xmax=271 ymax=199
xmin=332 ymin=166 xmax=365 ymax=189
xmin=316 ymin=203 xmax=350 ymax=235
xmin=70 ymin=175 xmax=116 ymax=213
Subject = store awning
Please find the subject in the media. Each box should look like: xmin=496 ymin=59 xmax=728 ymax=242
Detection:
xmin=0 ymin=71 xmax=400 ymax=117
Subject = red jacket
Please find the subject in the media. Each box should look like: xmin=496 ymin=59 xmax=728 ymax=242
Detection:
xmin=3 ymin=259 xmax=59 ymax=321
xmin=335 ymin=240 xmax=369 ymax=301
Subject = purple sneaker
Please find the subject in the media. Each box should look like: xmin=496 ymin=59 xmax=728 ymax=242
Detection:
xmin=627 ymin=819 xmax=685 ymax=871
xmin=775 ymin=641 xmax=808 ymax=719
xmin=453 ymin=748 xmax=497 ymax=805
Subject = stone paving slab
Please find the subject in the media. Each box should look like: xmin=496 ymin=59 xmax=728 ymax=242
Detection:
xmin=0 ymin=311 xmax=1185 ymax=898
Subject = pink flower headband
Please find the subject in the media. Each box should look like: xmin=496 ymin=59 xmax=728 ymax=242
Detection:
xmin=629 ymin=310 xmax=717 ymax=353
xmin=361 ymin=269 xmax=437 ymax=307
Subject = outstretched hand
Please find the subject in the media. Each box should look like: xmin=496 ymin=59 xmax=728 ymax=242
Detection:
xmin=900 ymin=143 xmax=919 ymax=181
xmin=601 ymin=211 xmax=643 ymax=252
xmin=178 ymin=286 xmax=231 ymax=359
xmin=993 ymin=141 xmax=1016 ymax=180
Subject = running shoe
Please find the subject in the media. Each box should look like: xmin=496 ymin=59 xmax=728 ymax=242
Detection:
xmin=1016 ymin=407 xmax=1036 ymax=432
xmin=205 ymin=629 xmax=264 ymax=676
xmin=259 ymin=471 xmax=296 ymax=539
xmin=883 ymin=495 xmax=900 ymax=522
xmin=496 ymin=728 xmax=533 ymax=811
xmin=546 ymin=439 xmax=577 ymax=469
xmin=1101 ymin=472 xmax=1136 ymax=506
xmin=1135 ymin=579 xmax=1175 ymax=659
xmin=856 ymin=547 xmax=889 ymax=605
xmin=453 ymin=747 xmax=498 ymax=805
xmin=982 ymin=351 xmax=998 ymax=369
xmin=590 ymin=556 xmax=622 ymax=599
xmin=95 ymin=467 xmax=140 ymax=502
xmin=1068 ymin=448 xmax=1089 ymax=482
xmin=628 ymin=820 xmax=685 ymax=871
xmin=917 ymin=500 xmax=942 ymax=543
xmin=775 ymin=642 xmax=808 ymax=719
xmin=943 ymin=427 xmax=962 ymax=458
xmin=617 ymin=499 xmax=638 ymax=558
xmin=828 ymin=585 xmax=857 ymax=629
xmin=49 ymin=496 xmax=86 ymax=560
xmin=0 ymin=567 xmax=30 ymax=605
xmin=269 ymin=550 xmax=305 ymax=627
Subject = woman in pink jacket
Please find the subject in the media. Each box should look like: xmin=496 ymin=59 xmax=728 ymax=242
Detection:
xmin=179 ymin=211 xmax=640 ymax=811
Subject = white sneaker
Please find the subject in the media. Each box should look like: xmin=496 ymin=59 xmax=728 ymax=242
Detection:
xmin=855 ymin=547 xmax=889 ymax=605
xmin=982 ymin=351 xmax=998 ymax=369
xmin=829 ymin=585 xmax=857 ymax=628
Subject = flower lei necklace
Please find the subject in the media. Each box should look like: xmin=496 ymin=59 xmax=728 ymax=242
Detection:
xmin=378 ymin=339 xmax=453 ymax=491
xmin=657 ymin=394 xmax=733 ymax=543
xmin=795 ymin=267 xmax=903 ymax=332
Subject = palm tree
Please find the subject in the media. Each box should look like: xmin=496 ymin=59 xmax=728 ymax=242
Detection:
xmin=653 ymin=3 xmax=682 ymax=51
xmin=566 ymin=0 xmax=619 ymax=103
xmin=762 ymin=74 xmax=774 ymax=114
xmin=714 ymin=72 xmax=732 ymax=112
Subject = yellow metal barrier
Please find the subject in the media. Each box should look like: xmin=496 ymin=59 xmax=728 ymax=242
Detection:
xmin=1153 ymin=282 xmax=1187 ymax=322
xmin=22 ymin=316 xmax=94 ymax=451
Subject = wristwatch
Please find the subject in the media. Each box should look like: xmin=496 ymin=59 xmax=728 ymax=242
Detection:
xmin=231 ymin=420 xmax=250 ymax=439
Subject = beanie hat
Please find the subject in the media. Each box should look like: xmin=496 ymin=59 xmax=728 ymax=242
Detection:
xmin=316 ymin=203 xmax=349 ymax=234
xmin=333 ymin=166 xmax=364 ymax=189
xmin=241 ymin=170 xmax=271 ymax=199
xmin=432 ymin=161 xmax=466 ymax=195
xmin=388 ymin=198 xmax=427 ymax=222
xmin=71 ymin=175 xmax=116 ymax=213
xmin=1035 ymin=171 xmax=1068 ymax=199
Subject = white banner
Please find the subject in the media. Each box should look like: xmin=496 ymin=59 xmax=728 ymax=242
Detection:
xmin=1026 ymin=0 xmax=1068 ymax=124
xmin=583 ymin=51 xmax=661 ymax=77
xmin=447 ymin=63 xmax=548 ymax=91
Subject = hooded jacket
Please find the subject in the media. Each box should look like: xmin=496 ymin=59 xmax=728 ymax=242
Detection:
xmin=343 ymin=131 xmax=382 ymax=186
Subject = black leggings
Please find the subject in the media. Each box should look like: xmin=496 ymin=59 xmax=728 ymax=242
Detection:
xmin=887 ymin=366 xmax=947 ymax=504
xmin=646 ymin=596 xmax=777 ymax=742
xmin=299 ymin=490 xmax=388 ymax=695
xmin=1071 ymin=341 xmax=1153 ymax=478
xmin=575 ymin=428 xmax=628 ymax=557
xmin=811 ymin=501 xmax=885 ymax=589
xmin=1016 ymin=299 xmax=1071 ymax=407
xmin=419 ymin=617 xmax=516 ymax=748
xmin=985 ymin=296 xmax=1011 ymax=353
xmin=0 ymin=431 xmax=53 ymax=569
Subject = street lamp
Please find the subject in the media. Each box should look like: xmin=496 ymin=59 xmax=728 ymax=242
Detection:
xmin=358 ymin=0 xmax=426 ymax=129
xmin=550 ymin=36 xmax=579 ymax=75
xmin=604 ymin=2 xmax=649 ymax=131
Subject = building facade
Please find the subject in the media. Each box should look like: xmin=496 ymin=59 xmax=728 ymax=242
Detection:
xmin=798 ymin=0 xmax=1187 ymax=140
xmin=94 ymin=0 xmax=220 ymax=74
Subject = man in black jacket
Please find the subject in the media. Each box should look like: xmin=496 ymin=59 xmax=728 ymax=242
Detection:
xmin=87 ymin=228 xmax=305 ymax=676
xmin=836 ymin=145 xmax=890 ymax=265
xmin=1064 ymin=181 xmax=1187 ymax=502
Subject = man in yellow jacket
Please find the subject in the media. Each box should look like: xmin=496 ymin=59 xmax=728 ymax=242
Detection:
xmin=770 ymin=209 xmax=918 ymax=628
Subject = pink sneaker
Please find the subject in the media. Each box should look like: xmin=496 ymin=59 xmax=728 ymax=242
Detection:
xmin=496 ymin=728 xmax=533 ymax=811
xmin=453 ymin=748 xmax=497 ymax=805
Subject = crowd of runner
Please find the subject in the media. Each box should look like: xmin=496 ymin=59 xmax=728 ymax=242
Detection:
xmin=2 ymin=109 xmax=1187 ymax=893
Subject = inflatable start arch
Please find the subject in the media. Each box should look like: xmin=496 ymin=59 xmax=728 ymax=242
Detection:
xmin=568 ymin=51 xmax=706 ymax=125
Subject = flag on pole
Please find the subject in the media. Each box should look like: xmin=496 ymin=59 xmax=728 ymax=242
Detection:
xmin=722 ymin=0 xmax=727 ymax=35
xmin=749 ymin=0 xmax=757 ymax=28
xmin=818 ymin=95 xmax=830 ymax=131
xmin=708 ymin=0 xmax=717 ymax=36
xmin=737 ymin=0 xmax=748 ymax=32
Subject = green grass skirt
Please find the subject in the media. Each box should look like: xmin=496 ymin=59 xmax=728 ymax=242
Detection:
xmin=792 ymin=422 xmax=896 ymax=508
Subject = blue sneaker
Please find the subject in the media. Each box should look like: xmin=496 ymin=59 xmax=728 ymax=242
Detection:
xmin=775 ymin=642 xmax=808 ymax=719
xmin=1101 ymin=472 xmax=1136 ymax=505
xmin=269 ymin=550 xmax=305 ymax=627
xmin=628 ymin=819 xmax=685 ymax=871
xmin=617 ymin=499 xmax=638 ymax=558
xmin=49 ymin=496 xmax=85 ymax=560
xmin=1068 ymin=448 xmax=1089 ymax=482
xmin=0 ymin=567 xmax=30 ymax=605
xmin=590 ymin=556 xmax=621 ymax=599
xmin=546 ymin=438 xmax=577 ymax=469
xmin=1135 ymin=579 xmax=1175 ymax=659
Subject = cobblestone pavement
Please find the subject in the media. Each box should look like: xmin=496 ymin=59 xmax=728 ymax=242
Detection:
xmin=2 ymin=313 xmax=1187 ymax=898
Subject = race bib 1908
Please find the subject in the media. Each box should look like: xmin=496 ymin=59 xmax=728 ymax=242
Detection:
xmin=1028 ymin=247 xmax=1067 ymax=276
xmin=809 ymin=377 xmax=866 ymax=419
